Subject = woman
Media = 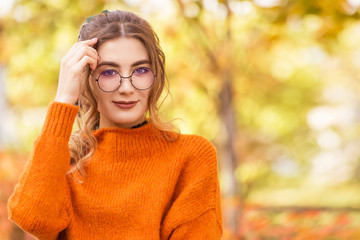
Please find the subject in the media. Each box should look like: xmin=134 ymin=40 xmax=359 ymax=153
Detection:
xmin=8 ymin=10 xmax=223 ymax=239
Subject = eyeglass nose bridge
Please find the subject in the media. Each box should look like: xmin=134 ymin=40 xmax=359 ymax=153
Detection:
xmin=118 ymin=75 xmax=133 ymax=88
xmin=119 ymin=75 xmax=132 ymax=79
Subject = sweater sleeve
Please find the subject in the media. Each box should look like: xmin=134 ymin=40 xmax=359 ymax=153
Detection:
xmin=161 ymin=136 xmax=223 ymax=240
xmin=7 ymin=102 xmax=79 ymax=240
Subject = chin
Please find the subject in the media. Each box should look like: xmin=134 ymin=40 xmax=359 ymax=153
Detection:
xmin=99 ymin=105 xmax=148 ymax=128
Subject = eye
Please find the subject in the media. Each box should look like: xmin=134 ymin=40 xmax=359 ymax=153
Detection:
xmin=100 ymin=69 xmax=117 ymax=77
xmin=134 ymin=67 xmax=150 ymax=75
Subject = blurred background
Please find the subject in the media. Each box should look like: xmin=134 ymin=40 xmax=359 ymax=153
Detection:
xmin=1 ymin=0 xmax=360 ymax=239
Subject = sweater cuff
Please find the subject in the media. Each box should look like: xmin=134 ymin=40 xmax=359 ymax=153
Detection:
xmin=41 ymin=101 xmax=79 ymax=139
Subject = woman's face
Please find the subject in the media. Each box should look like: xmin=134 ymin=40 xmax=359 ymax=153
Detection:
xmin=90 ymin=37 xmax=152 ymax=129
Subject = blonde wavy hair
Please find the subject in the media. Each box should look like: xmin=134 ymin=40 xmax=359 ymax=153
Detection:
xmin=67 ymin=10 xmax=177 ymax=182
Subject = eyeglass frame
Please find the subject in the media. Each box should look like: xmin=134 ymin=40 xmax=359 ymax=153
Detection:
xmin=89 ymin=67 xmax=156 ymax=92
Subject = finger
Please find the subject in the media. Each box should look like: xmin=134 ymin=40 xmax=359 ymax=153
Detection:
xmin=63 ymin=38 xmax=95 ymax=58
xmin=81 ymin=49 xmax=99 ymax=69
xmin=66 ymin=46 xmax=99 ymax=69
xmin=63 ymin=38 xmax=99 ymax=63
xmin=75 ymin=55 xmax=98 ymax=72
xmin=80 ymin=38 xmax=98 ymax=46
xmin=86 ymin=47 xmax=100 ymax=61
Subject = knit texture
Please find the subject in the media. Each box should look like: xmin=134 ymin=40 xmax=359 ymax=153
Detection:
xmin=7 ymin=102 xmax=223 ymax=240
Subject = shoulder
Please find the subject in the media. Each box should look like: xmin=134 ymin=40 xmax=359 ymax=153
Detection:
xmin=174 ymin=134 xmax=217 ymax=161
xmin=158 ymin=128 xmax=217 ymax=161
xmin=179 ymin=134 xmax=215 ymax=149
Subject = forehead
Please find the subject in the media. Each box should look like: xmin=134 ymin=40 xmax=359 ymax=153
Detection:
xmin=97 ymin=37 xmax=149 ymax=67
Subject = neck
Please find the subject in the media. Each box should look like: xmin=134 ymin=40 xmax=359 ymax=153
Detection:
xmin=92 ymin=121 xmax=165 ymax=160
xmin=98 ymin=116 xmax=146 ymax=129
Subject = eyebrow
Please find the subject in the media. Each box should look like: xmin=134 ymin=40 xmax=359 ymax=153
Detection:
xmin=96 ymin=59 xmax=151 ymax=68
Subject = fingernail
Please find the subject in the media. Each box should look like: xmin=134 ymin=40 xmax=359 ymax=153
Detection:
xmin=91 ymin=38 xmax=98 ymax=41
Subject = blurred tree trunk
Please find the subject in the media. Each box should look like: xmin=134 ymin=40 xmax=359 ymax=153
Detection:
xmin=218 ymin=67 xmax=240 ymax=235
xmin=175 ymin=0 xmax=240 ymax=236
xmin=218 ymin=69 xmax=241 ymax=236
xmin=217 ymin=11 xmax=240 ymax=234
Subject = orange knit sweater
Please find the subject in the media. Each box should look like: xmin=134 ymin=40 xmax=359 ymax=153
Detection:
xmin=7 ymin=102 xmax=223 ymax=240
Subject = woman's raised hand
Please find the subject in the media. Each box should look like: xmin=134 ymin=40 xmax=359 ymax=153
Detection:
xmin=54 ymin=38 xmax=100 ymax=105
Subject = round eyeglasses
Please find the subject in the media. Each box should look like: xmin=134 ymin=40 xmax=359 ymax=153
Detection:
xmin=90 ymin=67 xmax=155 ymax=92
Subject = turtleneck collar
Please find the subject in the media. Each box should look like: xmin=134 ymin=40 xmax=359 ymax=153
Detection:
xmin=91 ymin=121 xmax=169 ymax=160
xmin=93 ymin=119 xmax=154 ymax=136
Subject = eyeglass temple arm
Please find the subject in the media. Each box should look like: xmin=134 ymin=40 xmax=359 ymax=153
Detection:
xmin=89 ymin=73 xmax=98 ymax=81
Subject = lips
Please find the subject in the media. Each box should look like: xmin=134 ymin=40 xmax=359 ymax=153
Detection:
xmin=113 ymin=101 xmax=138 ymax=109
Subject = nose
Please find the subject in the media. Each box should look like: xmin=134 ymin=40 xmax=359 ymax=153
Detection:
xmin=118 ymin=76 xmax=135 ymax=94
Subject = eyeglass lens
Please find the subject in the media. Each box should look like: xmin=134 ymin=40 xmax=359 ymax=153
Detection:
xmin=97 ymin=67 xmax=154 ymax=91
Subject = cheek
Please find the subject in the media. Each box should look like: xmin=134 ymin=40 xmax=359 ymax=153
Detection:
xmin=96 ymin=92 xmax=110 ymax=107
xmin=91 ymin=86 xmax=110 ymax=111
